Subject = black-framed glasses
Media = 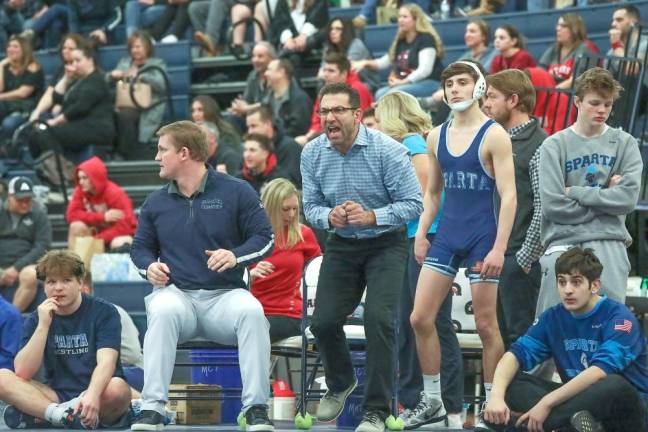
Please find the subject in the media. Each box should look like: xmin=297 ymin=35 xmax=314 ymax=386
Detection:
xmin=317 ymin=106 xmax=358 ymax=117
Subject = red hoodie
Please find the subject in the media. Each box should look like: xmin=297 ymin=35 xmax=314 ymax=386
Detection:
xmin=527 ymin=67 xmax=575 ymax=135
xmin=66 ymin=157 xmax=137 ymax=244
xmin=308 ymin=71 xmax=374 ymax=134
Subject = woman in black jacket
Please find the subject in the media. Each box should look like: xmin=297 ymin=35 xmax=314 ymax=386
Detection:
xmin=29 ymin=43 xmax=115 ymax=157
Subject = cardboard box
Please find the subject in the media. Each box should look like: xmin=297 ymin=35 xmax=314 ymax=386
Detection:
xmin=168 ymin=384 xmax=222 ymax=425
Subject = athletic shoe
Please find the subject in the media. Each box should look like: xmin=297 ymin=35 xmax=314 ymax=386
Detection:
xmin=3 ymin=405 xmax=50 ymax=429
xmin=131 ymin=410 xmax=165 ymax=431
xmin=245 ymin=405 xmax=274 ymax=431
xmin=316 ymin=378 xmax=358 ymax=421
xmin=61 ymin=407 xmax=98 ymax=429
xmin=402 ymin=392 xmax=446 ymax=429
xmin=570 ymin=411 xmax=605 ymax=432
xmin=355 ymin=410 xmax=385 ymax=432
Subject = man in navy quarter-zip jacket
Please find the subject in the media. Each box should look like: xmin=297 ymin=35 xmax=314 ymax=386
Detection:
xmin=130 ymin=121 xmax=276 ymax=432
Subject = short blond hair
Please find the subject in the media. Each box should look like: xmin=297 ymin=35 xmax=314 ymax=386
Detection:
xmin=375 ymin=92 xmax=431 ymax=142
xmin=157 ymin=120 xmax=209 ymax=162
xmin=574 ymin=67 xmax=623 ymax=100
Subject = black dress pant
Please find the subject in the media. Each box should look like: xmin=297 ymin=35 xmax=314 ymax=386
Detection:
xmin=504 ymin=372 xmax=647 ymax=431
xmin=496 ymin=254 xmax=541 ymax=348
xmin=311 ymin=229 xmax=408 ymax=416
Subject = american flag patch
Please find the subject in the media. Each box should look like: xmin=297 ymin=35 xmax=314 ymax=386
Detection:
xmin=614 ymin=319 xmax=633 ymax=333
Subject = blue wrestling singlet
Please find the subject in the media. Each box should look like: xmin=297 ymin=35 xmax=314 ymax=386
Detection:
xmin=423 ymin=118 xmax=499 ymax=283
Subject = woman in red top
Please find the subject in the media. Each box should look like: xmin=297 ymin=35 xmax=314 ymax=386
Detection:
xmin=539 ymin=13 xmax=595 ymax=90
xmin=490 ymin=25 xmax=536 ymax=74
xmin=249 ymin=178 xmax=321 ymax=343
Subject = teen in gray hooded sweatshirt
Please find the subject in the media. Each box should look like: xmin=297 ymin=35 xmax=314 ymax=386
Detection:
xmin=536 ymin=67 xmax=642 ymax=316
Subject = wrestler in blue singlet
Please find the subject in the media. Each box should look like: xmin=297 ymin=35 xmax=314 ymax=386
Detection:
xmin=424 ymin=118 xmax=499 ymax=283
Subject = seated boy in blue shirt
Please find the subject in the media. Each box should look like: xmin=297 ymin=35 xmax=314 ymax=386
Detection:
xmin=0 ymin=296 xmax=21 ymax=370
xmin=0 ymin=250 xmax=131 ymax=429
xmin=478 ymin=247 xmax=648 ymax=432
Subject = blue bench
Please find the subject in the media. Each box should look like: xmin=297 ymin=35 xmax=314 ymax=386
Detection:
xmin=362 ymin=0 xmax=648 ymax=56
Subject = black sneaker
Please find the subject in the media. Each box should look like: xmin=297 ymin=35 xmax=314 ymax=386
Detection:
xmin=3 ymin=405 xmax=50 ymax=429
xmin=131 ymin=410 xmax=165 ymax=431
xmin=245 ymin=405 xmax=274 ymax=431
xmin=570 ymin=411 xmax=605 ymax=432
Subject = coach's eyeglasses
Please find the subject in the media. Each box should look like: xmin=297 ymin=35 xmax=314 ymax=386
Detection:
xmin=317 ymin=106 xmax=358 ymax=117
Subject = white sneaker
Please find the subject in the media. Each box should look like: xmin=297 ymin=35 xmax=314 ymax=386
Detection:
xmin=401 ymin=392 xmax=446 ymax=430
xmin=161 ymin=34 xmax=178 ymax=44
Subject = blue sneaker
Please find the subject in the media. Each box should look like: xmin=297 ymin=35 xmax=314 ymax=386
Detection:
xmin=3 ymin=405 xmax=50 ymax=429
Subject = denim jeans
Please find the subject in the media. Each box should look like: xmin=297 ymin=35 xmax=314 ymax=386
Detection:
xmin=23 ymin=4 xmax=68 ymax=48
xmin=125 ymin=1 xmax=166 ymax=37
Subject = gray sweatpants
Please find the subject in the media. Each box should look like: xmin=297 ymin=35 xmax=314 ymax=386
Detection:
xmin=535 ymin=239 xmax=630 ymax=317
xmin=141 ymin=286 xmax=271 ymax=415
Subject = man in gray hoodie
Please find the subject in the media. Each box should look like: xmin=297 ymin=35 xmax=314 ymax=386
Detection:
xmin=536 ymin=67 xmax=642 ymax=316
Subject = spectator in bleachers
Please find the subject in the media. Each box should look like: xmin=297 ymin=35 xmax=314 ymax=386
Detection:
xmin=351 ymin=0 xmax=430 ymax=30
xmin=192 ymin=95 xmax=242 ymax=153
xmin=539 ymin=13 xmax=595 ymax=90
xmin=354 ymin=4 xmax=445 ymax=100
xmin=418 ymin=19 xmax=495 ymax=120
xmin=130 ymin=121 xmax=275 ymax=431
xmin=480 ymin=248 xmax=648 ymax=432
xmin=66 ymin=156 xmax=137 ymax=252
xmin=245 ymin=106 xmax=302 ymax=188
xmin=250 ymin=178 xmax=321 ymax=342
xmin=21 ymin=0 xmax=68 ymax=49
xmin=238 ymin=132 xmax=286 ymax=194
xmin=28 ymin=43 xmax=115 ymax=158
xmin=0 ymin=34 xmax=43 ymax=150
xmin=296 ymin=52 xmax=373 ymax=146
xmin=482 ymin=69 xmax=545 ymax=349
xmin=608 ymin=4 xmax=645 ymax=59
xmin=124 ymin=0 xmax=166 ymax=38
xmin=261 ymin=58 xmax=312 ymax=137
xmin=67 ymin=0 xmax=123 ymax=45
xmin=229 ymin=41 xmax=276 ymax=122
xmin=265 ymin=0 xmax=329 ymax=77
xmin=301 ymin=82 xmax=422 ymax=431
xmin=200 ymin=121 xmax=242 ymax=175
xmin=108 ymin=30 xmax=168 ymax=160
xmin=80 ymin=271 xmax=144 ymax=396
xmin=29 ymin=33 xmax=84 ymax=124
xmin=144 ymin=0 xmax=190 ymax=44
xmin=374 ymin=91 xmax=464 ymax=430
xmin=188 ymin=0 xmax=229 ymax=57
xmin=0 ymin=0 xmax=25 ymax=50
xmin=362 ymin=106 xmax=377 ymax=129
xmin=0 ymin=176 xmax=50 ymax=313
xmin=0 ymin=250 xmax=131 ymax=429
xmin=535 ymin=67 xmax=642 ymax=324
xmin=0 ymin=295 xmax=20 ymax=370
xmin=462 ymin=20 xmax=496 ymax=75
xmin=490 ymin=24 xmax=536 ymax=74
xmin=319 ymin=17 xmax=379 ymax=93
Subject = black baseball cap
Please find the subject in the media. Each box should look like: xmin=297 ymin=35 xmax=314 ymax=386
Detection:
xmin=8 ymin=176 xmax=34 ymax=199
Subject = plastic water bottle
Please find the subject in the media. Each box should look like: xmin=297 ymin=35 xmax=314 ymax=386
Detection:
xmin=440 ymin=0 xmax=450 ymax=20
xmin=641 ymin=277 xmax=648 ymax=297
